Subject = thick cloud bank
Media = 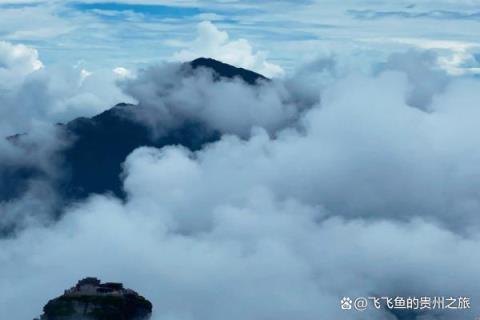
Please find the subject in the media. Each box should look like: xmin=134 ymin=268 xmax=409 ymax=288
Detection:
xmin=122 ymin=62 xmax=297 ymax=137
xmin=1 ymin=48 xmax=480 ymax=320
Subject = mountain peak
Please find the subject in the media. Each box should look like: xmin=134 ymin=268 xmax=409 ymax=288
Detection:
xmin=189 ymin=57 xmax=268 ymax=84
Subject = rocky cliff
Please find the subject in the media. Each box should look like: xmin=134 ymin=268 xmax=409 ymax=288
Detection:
xmin=37 ymin=278 xmax=152 ymax=320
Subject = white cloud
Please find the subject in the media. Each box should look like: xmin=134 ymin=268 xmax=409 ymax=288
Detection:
xmin=0 ymin=41 xmax=130 ymax=136
xmin=122 ymin=62 xmax=297 ymax=137
xmin=0 ymin=4 xmax=73 ymax=41
xmin=4 ymin=58 xmax=480 ymax=318
xmin=113 ymin=66 xmax=133 ymax=78
xmin=0 ymin=41 xmax=43 ymax=85
xmin=3 ymin=34 xmax=480 ymax=320
xmin=3 ymin=0 xmax=480 ymax=76
xmin=389 ymin=38 xmax=480 ymax=75
xmin=121 ymin=62 xmax=480 ymax=233
xmin=358 ymin=37 xmax=480 ymax=76
xmin=174 ymin=21 xmax=285 ymax=78
xmin=0 ymin=0 xmax=45 ymax=4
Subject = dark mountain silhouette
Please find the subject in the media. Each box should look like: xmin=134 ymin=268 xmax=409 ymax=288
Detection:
xmin=59 ymin=104 xmax=219 ymax=200
xmin=0 ymin=165 xmax=43 ymax=201
xmin=1 ymin=58 xmax=268 ymax=210
xmin=189 ymin=57 xmax=268 ymax=84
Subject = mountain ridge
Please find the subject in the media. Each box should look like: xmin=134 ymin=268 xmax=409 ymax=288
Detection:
xmin=0 ymin=58 xmax=267 ymax=216
xmin=189 ymin=57 xmax=269 ymax=84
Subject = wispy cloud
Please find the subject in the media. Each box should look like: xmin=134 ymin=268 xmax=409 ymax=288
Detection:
xmin=1 ymin=1 xmax=478 ymax=73
xmin=348 ymin=9 xmax=480 ymax=21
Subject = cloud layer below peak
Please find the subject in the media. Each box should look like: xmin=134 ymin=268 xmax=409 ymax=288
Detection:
xmin=1 ymin=42 xmax=480 ymax=320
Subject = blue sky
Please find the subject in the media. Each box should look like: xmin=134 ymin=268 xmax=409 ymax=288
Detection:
xmin=1 ymin=0 xmax=480 ymax=75
xmin=71 ymin=2 xmax=204 ymax=18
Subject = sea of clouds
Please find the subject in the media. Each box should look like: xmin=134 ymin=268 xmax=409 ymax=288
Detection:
xmin=1 ymin=33 xmax=480 ymax=320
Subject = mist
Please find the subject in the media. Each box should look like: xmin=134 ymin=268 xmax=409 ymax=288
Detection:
xmin=1 ymin=40 xmax=480 ymax=320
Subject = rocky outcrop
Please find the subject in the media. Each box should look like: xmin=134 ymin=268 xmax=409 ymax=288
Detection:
xmin=38 ymin=278 xmax=152 ymax=320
